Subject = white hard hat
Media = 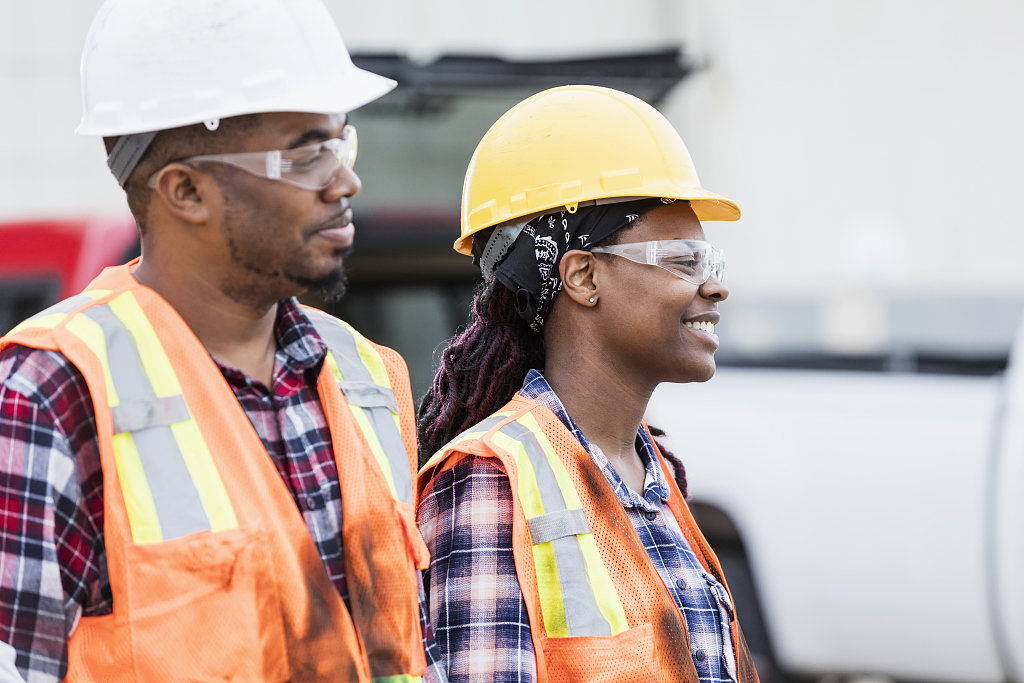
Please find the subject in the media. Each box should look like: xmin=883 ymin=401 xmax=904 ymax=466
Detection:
xmin=77 ymin=0 xmax=396 ymax=137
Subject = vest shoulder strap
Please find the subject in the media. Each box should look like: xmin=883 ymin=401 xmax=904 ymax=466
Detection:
xmin=3 ymin=289 xmax=114 ymax=343
xmin=449 ymin=401 xmax=631 ymax=640
xmin=303 ymin=307 xmax=414 ymax=505
xmin=45 ymin=288 xmax=238 ymax=546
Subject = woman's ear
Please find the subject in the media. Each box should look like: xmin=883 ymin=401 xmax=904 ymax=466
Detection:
xmin=559 ymin=249 xmax=600 ymax=307
xmin=149 ymin=163 xmax=211 ymax=224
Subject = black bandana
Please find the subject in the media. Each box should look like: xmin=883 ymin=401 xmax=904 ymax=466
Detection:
xmin=484 ymin=198 xmax=666 ymax=332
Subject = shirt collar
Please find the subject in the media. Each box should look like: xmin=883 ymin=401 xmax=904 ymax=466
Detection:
xmin=275 ymin=297 xmax=327 ymax=372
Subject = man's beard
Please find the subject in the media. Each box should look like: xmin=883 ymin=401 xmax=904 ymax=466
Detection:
xmin=286 ymin=252 xmax=350 ymax=304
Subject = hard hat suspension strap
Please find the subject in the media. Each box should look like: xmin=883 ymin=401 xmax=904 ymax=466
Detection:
xmin=108 ymin=130 xmax=158 ymax=188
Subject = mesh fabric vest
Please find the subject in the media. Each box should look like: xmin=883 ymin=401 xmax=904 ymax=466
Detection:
xmin=419 ymin=394 xmax=759 ymax=683
xmin=1 ymin=263 xmax=428 ymax=682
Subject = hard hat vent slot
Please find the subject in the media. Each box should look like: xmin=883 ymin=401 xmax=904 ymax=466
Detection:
xmin=600 ymin=169 xmax=643 ymax=192
xmin=525 ymin=184 xmax=561 ymax=211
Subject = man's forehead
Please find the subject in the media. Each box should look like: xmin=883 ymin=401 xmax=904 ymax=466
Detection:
xmin=237 ymin=111 xmax=348 ymax=149
xmin=259 ymin=111 xmax=347 ymax=134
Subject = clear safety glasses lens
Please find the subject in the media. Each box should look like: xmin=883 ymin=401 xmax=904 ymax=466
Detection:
xmin=147 ymin=124 xmax=357 ymax=190
xmin=590 ymin=239 xmax=725 ymax=285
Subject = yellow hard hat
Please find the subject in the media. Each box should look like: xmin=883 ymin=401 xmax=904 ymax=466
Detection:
xmin=457 ymin=84 xmax=740 ymax=255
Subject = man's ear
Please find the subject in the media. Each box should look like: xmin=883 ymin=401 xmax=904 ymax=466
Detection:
xmin=149 ymin=163 xmax=211 ymax=224
xmin=559 ymin=249 xmax=600 ymax=306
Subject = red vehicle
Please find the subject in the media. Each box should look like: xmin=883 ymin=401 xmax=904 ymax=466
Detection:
xmin=0 ymin=216 xmax=139 ymax=333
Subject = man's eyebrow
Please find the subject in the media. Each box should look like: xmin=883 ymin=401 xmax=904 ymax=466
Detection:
xmin=288 ymin=129 xmax=332 ymax=149
xmin=287 ymin=116 xmax=349 ymax=149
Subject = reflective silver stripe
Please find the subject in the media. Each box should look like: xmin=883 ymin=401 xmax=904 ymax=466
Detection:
xmin=111 ymin=395 xmax=190 ymax=434
xmin=307 ymin=310 xmax=412 ymax=504
xmin=82 ymin=305 xmax=211 ymax=541
xmin=336 ymin=379 xmax=399 ymax=413
xmin=24 ymin=293 xmax=96 ymax=321
xmin=449 ymin=413 xmax=511 ymax=445
xmin=527 ymin=508 xmax=591 ymax=545
xmin=498 ymin=420 xmax=611 ymax=637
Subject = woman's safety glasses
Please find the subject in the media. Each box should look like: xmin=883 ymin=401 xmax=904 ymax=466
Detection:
xmin=147 ymin=124 xmax=357 ymax=190
xmin=590 ymin=239 xmax=725 ymax=285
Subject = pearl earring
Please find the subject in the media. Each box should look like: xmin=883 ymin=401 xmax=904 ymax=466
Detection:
xmin=589 ymin=297 xmax=596 ymax=303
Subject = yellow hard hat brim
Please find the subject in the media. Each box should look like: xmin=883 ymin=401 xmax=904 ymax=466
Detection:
xmin=453 ymin=190 xmax=740 ymax=256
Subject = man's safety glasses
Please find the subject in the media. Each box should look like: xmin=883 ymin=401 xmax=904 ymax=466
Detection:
xmin=147 ymin=124 xmax=358 ymax=190
xmin=590 ymin=239 xmax=726 ymax=285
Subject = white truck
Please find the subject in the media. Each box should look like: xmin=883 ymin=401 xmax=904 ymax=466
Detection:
xmin=648 ymin=314 xmax=1024 ymax=683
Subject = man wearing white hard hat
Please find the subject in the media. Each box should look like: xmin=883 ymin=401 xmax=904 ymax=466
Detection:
xmin=0 ymin=1 xmax=443 ymax=681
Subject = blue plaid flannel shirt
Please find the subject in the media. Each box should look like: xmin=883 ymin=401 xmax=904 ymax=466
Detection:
xmin=418 ymin=369 xmax=736 ymax=682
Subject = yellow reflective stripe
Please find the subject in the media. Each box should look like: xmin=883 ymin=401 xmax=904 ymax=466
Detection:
xmin=7 ymin=314 xmax=65 ymax=335
xmin=492 ymin=429 xmax=569 ymax=637
xmin=6 ymin=290 xmax=112 ymax=335
xmin=575 ymin=531 xmax=629 ymax=635
xmin=107 ymin=293 xmax=180 ymax=397
xmin=65 ymin=313 xmax=162 ymax=543
xmin=64 ymin=315 xmax=118 ymax=421
xmin=421 ymin=411 xmax=519 ymax=472
xmin=111 ymin=431 xmax=164 ymax=544
xmin=518 ymin=413 xmax=629 ymax=635
xmin=351 ymin=404 xmax=399 ymax=499
xmin=324 ymin=350 xmax=398 ymax=497
xmin=105 ymin=292 xmax=238 ymax=535
xmin=346 ymin=329 xmax=407 ymax=480
xmin=347 ymin=321 xmax=392 ymax=389
xmin=371 ymin=675 xmax=422 ymax=683
xmin=169 ymin=420 xmax=238 ymax=533
xmin=517 ymin=413 xmax=581 ymax=507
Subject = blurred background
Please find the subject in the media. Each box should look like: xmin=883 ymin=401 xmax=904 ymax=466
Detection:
xmin=2 ymin=2 xmax=1023 ymax=682
xmin=5 ymin=0 xmax=1022 ymax=393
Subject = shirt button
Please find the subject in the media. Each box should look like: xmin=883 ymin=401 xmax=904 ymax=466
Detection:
xmin=305 ymin=493 xmax=323 ymax=510
xmin=643 ymin=511 xmax=657 ymax=521
xmin=676 ymin=578 xmax=687 ymax=590
xmin=694 ymin=648 xmax=706 ymax=663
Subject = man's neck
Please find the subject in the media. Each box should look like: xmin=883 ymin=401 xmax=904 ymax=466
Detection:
xmin=132 ymin=258 xmax=280 ymax=387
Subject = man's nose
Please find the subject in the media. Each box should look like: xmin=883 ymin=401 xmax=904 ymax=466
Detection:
xmin=321 ymin=164 xmax=361 ymax=202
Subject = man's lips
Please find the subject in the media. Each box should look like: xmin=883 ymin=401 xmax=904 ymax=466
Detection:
xmin=313 ymin=209 xmax=354 ymax=247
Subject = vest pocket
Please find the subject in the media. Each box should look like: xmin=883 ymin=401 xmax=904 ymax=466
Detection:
xmin=540 ymin=623 xmax=658 ymax=682
xmin=123 ymin=525 xmax=289 ymax=682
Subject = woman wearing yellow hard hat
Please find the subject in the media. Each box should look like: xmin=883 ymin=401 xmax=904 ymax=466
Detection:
xmin=416 ymin=85 xmax=760 ymax=682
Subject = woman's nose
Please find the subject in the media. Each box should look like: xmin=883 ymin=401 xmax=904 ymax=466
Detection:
xmin=699 ymin=274 xmax=729 ymax=302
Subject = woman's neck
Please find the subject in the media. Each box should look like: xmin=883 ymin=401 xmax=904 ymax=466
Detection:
xmin=543 ymin=351 xmax=654 ymax=492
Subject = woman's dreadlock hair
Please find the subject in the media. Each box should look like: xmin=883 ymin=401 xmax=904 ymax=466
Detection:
xmin=416 ymin=277 xmax=544 ymax=467
xmin=646 ymin=425 xmax=688 ymax=500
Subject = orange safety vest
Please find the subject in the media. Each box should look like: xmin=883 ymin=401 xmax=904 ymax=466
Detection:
xmin=1 ymin=263 xmax=429 ymax=683
xmin=419 ymin=394 xmax=760 ymax=683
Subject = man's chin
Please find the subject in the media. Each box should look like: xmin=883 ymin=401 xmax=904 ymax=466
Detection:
xmin=288 ymin=265 xmax=349 ymax=304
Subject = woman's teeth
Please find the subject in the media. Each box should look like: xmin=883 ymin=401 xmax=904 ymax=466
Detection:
xmin=684 ymin=320 xmax=715 ymax=334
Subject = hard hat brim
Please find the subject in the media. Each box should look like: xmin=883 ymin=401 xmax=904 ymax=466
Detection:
xmin=453 ymin=189 xmax=741 ymax=256
xmin=76 ymin=65 xmax=396 ymax=136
